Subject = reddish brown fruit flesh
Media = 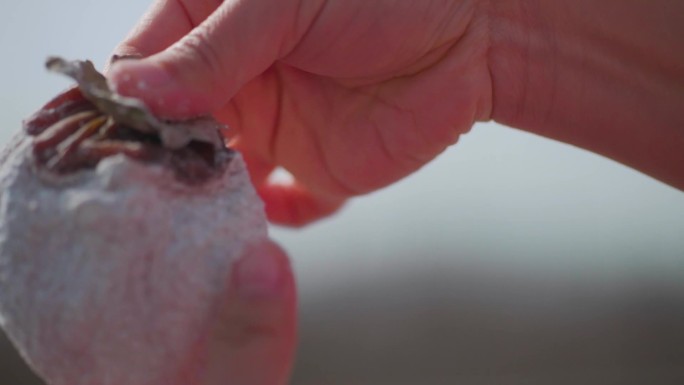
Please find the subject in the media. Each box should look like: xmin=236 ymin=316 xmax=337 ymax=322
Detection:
xmin=23 ymin=87 xmax=94 ymax=136
xmin=26 ymin=88 xmax=231 ymax=184
xmin=33 ymin=111 xmax=99 ymax=154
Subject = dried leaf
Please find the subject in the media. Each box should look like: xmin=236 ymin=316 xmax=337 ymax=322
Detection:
xmin=46 ymin=57 xmax=224 ymax=150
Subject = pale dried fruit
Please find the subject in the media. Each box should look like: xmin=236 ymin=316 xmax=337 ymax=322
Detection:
xmin=0 ymin=58 xmax=267 ymax=384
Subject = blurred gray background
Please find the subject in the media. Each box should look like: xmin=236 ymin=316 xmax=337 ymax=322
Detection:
xmin=1 ymin=1 xmax=683 ymax=384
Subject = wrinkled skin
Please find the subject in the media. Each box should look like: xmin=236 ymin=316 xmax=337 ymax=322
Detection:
xmin=111 ymin=0 xmax=684 ymax=228
xmin=111 ymin=0 xmax=492 ymax=226
xmin=4 ymin=0 xmax=683 ymax=384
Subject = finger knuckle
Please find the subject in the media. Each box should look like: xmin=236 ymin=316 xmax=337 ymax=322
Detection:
xmin=172 ymin=30 xmax=226 ymax=86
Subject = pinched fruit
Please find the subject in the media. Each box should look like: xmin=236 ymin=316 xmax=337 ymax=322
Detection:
xmin=0 ymin=58 xmax=267 ymax=385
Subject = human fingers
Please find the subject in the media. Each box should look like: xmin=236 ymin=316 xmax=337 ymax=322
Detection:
xmin=109 ymin=0 xmax=201 ymax=62
xmin=243 ymin=155 xmax=346 ymax=227
xmin=109 ymin=0 xmax=320 ymax=118
xmin=258 ymin=183 xmax=345 ymax=227
xmin=238 ymin=147 xmax=345 ymax=227
xmin=240 ymin=150 xmax=276 ymax=188
xmin=200 ymin=240 xmax=297 ymax=385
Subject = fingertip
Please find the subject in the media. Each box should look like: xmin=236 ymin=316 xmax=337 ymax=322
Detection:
xmin=108 ymin=59 xmax=212 ymax=118
xmin=234 ymin=240 xmax=293 ymax=301
xmin=259 ymin=184 xmax=346 ymax=227
xmin=201 ymin=239 xmax=296 ymax=385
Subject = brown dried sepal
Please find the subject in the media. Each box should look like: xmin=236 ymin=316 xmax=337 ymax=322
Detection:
xmin=24 ymin=58 xmax=233 ymax=185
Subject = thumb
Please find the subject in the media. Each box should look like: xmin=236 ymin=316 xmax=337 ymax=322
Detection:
xmin=200 ymin=240 xmax=297 ymax=385
xmin=109 ymin=0 xmax=301 ymax=118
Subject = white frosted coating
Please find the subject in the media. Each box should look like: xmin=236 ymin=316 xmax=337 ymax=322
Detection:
xmin=0 ymin=134 xmax=267 ymax=385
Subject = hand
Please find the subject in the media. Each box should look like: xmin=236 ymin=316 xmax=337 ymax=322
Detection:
xmin=109 ymin=0 xmax=493 ymax=226
xmin=199 ymin=240 xmax=296 ymax=385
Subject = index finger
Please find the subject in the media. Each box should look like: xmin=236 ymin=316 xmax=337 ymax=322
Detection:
xmin=110 ymin=0 xmax=220 ymax=63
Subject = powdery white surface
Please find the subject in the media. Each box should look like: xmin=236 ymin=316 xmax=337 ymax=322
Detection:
xmin=0 ymin=134 xmax=267 ymax=385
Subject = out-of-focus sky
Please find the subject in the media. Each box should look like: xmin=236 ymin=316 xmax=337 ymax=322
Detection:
xmin=1 ymin=2 xmax=684 ymax=383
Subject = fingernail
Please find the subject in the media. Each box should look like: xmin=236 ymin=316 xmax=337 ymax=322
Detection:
xmin=235 ymin=244 xmax=284 ymax=300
